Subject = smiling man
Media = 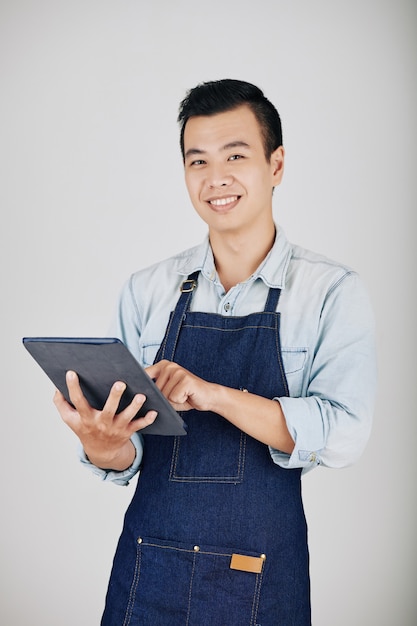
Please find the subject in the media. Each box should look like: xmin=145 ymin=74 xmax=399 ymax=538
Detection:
xmin=183 ymin=105 xmax=284 ymax=293
xmin=54 ymin=79 xmax=377 ymax=625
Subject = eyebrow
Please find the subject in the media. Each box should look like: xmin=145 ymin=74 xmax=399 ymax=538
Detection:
xmin=184 ymin=140 xmax=251 ymax=160
xmin=222 ymin=141 xmax=251 ymax=151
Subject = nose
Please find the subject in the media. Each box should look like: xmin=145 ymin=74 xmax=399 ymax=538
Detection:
xmin=206 ymin=164 xmax=233 ymax=189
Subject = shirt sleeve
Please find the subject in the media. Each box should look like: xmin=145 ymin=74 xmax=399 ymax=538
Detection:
xmin=78 ymin=277 xmax=146 ymax=485
xmin=78 ymin=432 xmax=144 ymax=486
xmin=270 ymin=272 xmax=377 ymax=473
xmin=109 ymin=274 xmax=144 ymax=362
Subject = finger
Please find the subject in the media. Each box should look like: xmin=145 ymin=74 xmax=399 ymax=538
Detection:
xmin=170 ymin=400 xmax=192 ymax=412
xmin=65 ymin=370 xmax=92 ymax=414
xmin=146 ymin=361 xmax=194 ymax=409
xmin=101 ymin=381 xmax=130 ymax=421
xmin=111 ymin=392 xmax=147 ymax=424
xmin=53 ymin=387 xmax=78 ymax=414
xmin=161 ymin=369 xmax=192 ymax=403
xmin=145 ymin=360 xmax=166 ymax=381
xmin=149 ymin=361 xmax=182 ymax=393
xmin=53 ymin=388 xmax=80 ymax=429
xmin=53 ymin=388 xmax=66 ymax=409
xmin=129 ymin=410 xmax=158 ymax=434
xmin=145 ymin=364 xmax=157 ymax=379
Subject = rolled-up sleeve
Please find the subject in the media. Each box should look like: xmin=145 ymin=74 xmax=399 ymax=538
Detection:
xmin=78 ymin=432 xmax=144 ymax=486
xmin=270 ymin=272 xmax=377 ymax=472
xmin=78 ymin=277 xmax=150 ymax=485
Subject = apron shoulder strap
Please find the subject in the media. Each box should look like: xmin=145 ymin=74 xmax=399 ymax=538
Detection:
xmin=263 ymin=286 xmax=282 ymax=312
xmin=156 ymin=271 xmax=199 ymax=362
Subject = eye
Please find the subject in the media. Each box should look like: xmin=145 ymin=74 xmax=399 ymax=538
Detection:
xmin=190 ymin=159 xmax=206 ymax=166
xmin=228 ymin=154 xmax=244 ymax=161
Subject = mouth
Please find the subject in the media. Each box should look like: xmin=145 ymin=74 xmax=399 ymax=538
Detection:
xmin=207 ymin=195 xmax=240 ymax=211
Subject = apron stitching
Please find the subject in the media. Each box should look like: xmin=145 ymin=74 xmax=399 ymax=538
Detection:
xmin=181 ymin=323 xmax=279 ymax=331
xmin=170 ymin=476 xmax=242 ymax=483
xmin=163 ymin=277 xmax=197 ymax=361
xmin=139 ymin=541 xmax=244 ymax=559
xmin=171 ymin=435 xmax=180 ymax=477
xmin=185 ymin=552 xmax=197 ymax=626
xmin=274 ymin=316 xmax=289 ymax=397
xmin=169 ymin=306 xmax=187 ymax=360
xmin=250 ymin=570 xmax=264 ymax=626
xmin=158 ymin=285 xmax=194 ymax=361
xmin=239 ymin=432 xmax=247 ymax=477
xmin=158 ymin=313 xmax=173 ymax=361
xmin=169 ymin=436 xmax=179 ymax=478
xmin=169 ymin=428 xmax=247 ymax=483
xmin=122 ymin=543 xmax=141 ymax=626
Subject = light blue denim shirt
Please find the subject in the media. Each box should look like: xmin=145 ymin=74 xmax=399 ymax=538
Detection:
xmin=80 ymin=226 xmax=377 ymax=485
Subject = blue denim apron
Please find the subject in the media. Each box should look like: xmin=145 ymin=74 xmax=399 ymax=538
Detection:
xmin=102 ymin=272 xmax=311 ymax=625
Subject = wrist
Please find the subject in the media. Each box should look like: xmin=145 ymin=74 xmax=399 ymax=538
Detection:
xmin=84 ymin=440 xmax=136 ymax=472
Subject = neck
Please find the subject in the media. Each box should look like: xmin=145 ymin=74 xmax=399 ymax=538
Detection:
xmin=210 ymin=221 xmax=276 ymax=292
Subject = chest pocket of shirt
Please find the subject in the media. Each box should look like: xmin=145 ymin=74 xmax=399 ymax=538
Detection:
xmin=281 ymin=348 xmax=308 ymax=397
xmin=141 ymin=342 xmax=161 ymax=367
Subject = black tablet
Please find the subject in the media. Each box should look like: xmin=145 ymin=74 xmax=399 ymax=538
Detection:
xmin=22 ymin=337 xmax=187 ymax=436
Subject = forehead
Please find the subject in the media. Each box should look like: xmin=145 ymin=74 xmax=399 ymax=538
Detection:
xmin=183 ymin=105 xmax=264 ymax=152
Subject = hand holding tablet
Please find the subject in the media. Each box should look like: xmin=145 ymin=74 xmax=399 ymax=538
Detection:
xmin=23 ymin=337 xmax=187 ymax=436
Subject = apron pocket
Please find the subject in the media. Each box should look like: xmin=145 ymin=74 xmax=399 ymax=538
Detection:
xmin=126 ymin=536 xmax=265 ymax=626
xmin=169 ymin=412 xmax=247 ymax=484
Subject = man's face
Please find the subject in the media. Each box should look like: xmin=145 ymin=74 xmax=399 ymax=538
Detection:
xmin=183 ymin=105 xmax=284 ymax=237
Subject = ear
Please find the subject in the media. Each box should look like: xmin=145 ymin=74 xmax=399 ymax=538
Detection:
xmin=270 ymin=146 xmax=285 ymax=186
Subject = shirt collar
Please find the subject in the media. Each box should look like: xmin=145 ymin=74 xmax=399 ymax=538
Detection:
xmin=177 ymin=224 xmax=292 ymax=289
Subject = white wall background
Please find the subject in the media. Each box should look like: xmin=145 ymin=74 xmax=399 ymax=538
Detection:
xmin=1 ymin=1 xmax=415 ymax=624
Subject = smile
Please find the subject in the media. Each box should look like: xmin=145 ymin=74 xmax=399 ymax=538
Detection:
xmin=209 ymin=196 xmax=239 ymax=207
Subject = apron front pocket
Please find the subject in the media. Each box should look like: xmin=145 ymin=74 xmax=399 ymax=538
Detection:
xmin=126 ymin=536 xmax=265 ymax=626
xmin=169 ymin=411 xmax=247 ymax=484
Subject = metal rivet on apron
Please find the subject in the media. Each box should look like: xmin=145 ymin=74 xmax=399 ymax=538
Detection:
xmin=260 ymin=554 xmax=266 ymax=560
xmin=193 ymin=545 xmax=200 ymax=552
xmin=137 ymin=537 xmax=143 ymax=544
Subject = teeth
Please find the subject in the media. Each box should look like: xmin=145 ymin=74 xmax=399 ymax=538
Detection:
xmin=209 ymin=196 xmax=238 ymax=206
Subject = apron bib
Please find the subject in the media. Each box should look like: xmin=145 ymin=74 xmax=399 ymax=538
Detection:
xmin=102 ymin=272 xmax=311 ymax=625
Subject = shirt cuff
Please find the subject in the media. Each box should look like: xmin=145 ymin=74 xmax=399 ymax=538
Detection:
xmin=78 ymin=432 xmax=144 ymax=486
xmin=269 ymin=397 xmax=323 ymax=473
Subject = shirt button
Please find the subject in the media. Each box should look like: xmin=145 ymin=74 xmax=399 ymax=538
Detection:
xmin=224 ymin=302 xmax=231 ymax=312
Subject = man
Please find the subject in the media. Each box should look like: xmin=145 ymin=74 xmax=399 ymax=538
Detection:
xmin=54 ymin=79 xmax=376 ymax=625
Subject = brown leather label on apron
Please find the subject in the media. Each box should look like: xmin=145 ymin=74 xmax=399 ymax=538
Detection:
xmin=229 ymin=553 xmax=266 ymax=574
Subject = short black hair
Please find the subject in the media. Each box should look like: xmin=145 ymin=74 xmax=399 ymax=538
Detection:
xmin=178 ymin=79 xmax=283 ymax=160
